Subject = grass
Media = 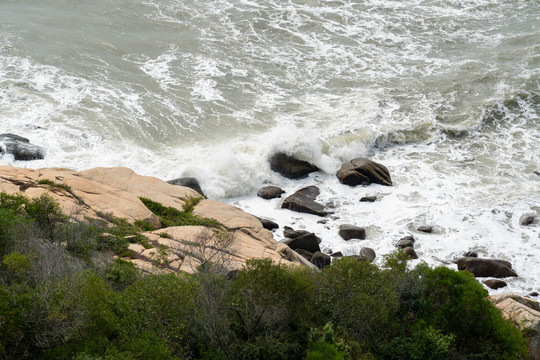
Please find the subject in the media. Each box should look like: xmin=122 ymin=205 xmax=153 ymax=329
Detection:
xmin=37 ymin=179 xmax=85 ymax=205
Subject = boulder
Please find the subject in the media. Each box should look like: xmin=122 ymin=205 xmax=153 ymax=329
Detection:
xmin=311 ymin=251 xmax=331 ymax=269
xmin=283 ymin=232 xmax=321 ymax=254
xmin=360 ymin=196 xmax=377 ymax=202
xmin=490 ymin=293 xmax=540 ymax=360
xmin=396 ymin=236 xmax=415 ymax=248
xmin=521 ymin=215 xmax=535 ymax=226
xmin=358 ymin=247 xmax=376 ymax=262
xmin=257 ymin=186 xmax=285 ymax=199
xmin=269 ymin=152 xmax=320 ymax=179
xmin=403 ymin=247 xmax=418 ymax=259
xmin=281 ymin=186 xmax=327 ymax=217
xmin=338 ymin=224 xmax=366 ymax=240
xmin=456 ymin=258 xmax=517 ymax=278
xmin=336 ymin=158 xmax=392 ymax=187
xmin=483 ymin=279 xmax=507 ymax=290
xmin=167 ymin=177 xmax=205 ymax=196
xmin=283 ymin=226 xmax=311 ymax=239
xmin=463 ymin=251 xmax=478 ymax=258
xmin=417 ymin=226 xmax=433 ymax=233
xmin=331 ymin=251 xmax=343 ymax=257
xmin=0 ymin=133 xmax=45 ymax=160
xmin=257 ymin=217 xmax=279 ymax=231
xmin=295 ymin=249 xmax=314 ymax=261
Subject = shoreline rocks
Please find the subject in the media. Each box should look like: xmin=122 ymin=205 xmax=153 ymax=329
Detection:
xmin=337 ymin=158 xmax=392 ymax=187
xmin=456 ymin=257 xmax=518 ymax=278
xmin=0 ymin=133 xmax=46 ymax=161
xmin=257 ymin=185 xmax=285 ymax=199
xmin=269 ymin=153 xmax=320 ymax=179
xmin=338 ymin=224 xmax=366 ymax=240
xmin=281 ymin=186 xmax=327 ymax=217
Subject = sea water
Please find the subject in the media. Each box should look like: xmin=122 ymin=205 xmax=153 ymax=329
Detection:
xmin=0 ymin=0 xmax=538 ymax=294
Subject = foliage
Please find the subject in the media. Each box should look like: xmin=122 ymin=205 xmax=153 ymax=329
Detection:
xmin=139 ymin=196 xmax=221 ymax=228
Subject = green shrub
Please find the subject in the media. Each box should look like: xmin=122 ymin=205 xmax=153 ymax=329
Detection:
xmin=139 ymin=197 xmax=221 ymax=228
xmin=305 ymin=342 xmax=346 ymax=360
xmin=26 ymin=194 xmax=66 ymax=240
xmin=2 ymin=252 xmax=32 ymax=280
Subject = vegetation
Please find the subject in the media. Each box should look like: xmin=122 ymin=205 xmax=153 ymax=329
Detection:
xmin=0 ymin=192 xmax=529 ymax=359
xmin=139 ymin=196 xmax=221 ymax=228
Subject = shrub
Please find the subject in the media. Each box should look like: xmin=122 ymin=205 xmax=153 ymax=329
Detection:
xmin=139 ymin=197 xmax=221 ymax=228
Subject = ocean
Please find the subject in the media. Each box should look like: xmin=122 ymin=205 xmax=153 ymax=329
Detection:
xmin=0 ymin=0 xmax=538 ymax=294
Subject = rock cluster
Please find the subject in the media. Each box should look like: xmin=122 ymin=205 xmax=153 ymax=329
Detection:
xmin=0 ymin=133 xmax=46 ymax=160
xmin=0 ymin=166 xmax=309 ymax=274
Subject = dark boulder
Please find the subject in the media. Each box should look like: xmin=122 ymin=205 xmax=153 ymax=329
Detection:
xmin=403 ymin=247 xmax=418 ymax=259
xmin=358 ymin=247 xmax=376 ymax=262
xmin=331 ymin=251 xmax=343 ymax=257
xmin=456 ymin=258 xmax=518 ymax=278
xmin=360 ymin=196 xmax=377 ymax=202
xmin=281 ymin=186 xmax=327 ymax=217
xmin=167 ymin=177 xmax=205 ymax=196
xmin=463 ymin=251 xmax=478 ymax=258
xmin=283 ymin=233 xmax=321 ymax=253
xmin=311 ymin=251 xmax=331 ymax=269
xmin=257 ymin=217 xmax=279 ymax=230
xmin=417 ymin=226 xmax=433 ymax=233
xmin=0 ymin=133 xmax=45 ymax=160
xmin=336 ymin=158 xmax=392 ymax=187
xmin=294 ymin=249 xmax=314 ymax=262
xmin=338 ymin=224 xmax=366 ymax=240
xmin=269 ymin=152 xmax=320 ymax=179
xmin=396 ymin=236 xmax=415 ymax=248
xmin=257 ymin=186 xmax=285 ymax=199
xmin=483 ymin=279 xmax=507 ymax=290
xmin=521 ymin=215 xmax=535 ymax=226
xmin=283 ymin=226 xmax=312 ymax=239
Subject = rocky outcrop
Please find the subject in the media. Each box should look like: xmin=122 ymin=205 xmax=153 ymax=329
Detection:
xmin=490 ymin=294 xmax=540 ymax=360
xmin=337 ymin=158 xmax=392 ymax=187
xmin=456 ymin=257 xmax=518 ymax=278
xmin=0 ymin=133 xmax=46 ymax=160
xmin=281 ymin=186 xmax=327 ymax=216
xmin=0 ymin=165 xmax=310 ymax=274
xmin=257 ymin=186 xmax=285 ymax=199
xmin=269 ymin=153 xmax=320 ymax=179
xmin=167 ymin=177 xmax=205 ymax=196
xmin=338 ymin=224 xmax=366 ymax=240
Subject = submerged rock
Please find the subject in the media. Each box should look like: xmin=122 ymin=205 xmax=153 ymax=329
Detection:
xmin=269 ymin=152 xmax=320 ymax=179
xmin=0 ymin=133 xmax=45 ymax=160
xmin=358 ymin=247 xmax=376 ymax=262
xmin=257 ymin=185 xmax=285 ymax=199
xmin=336 ymin=158 xmax=392 ymax=187
xmin=167 ymin=177 xmax=205 ymax=196
xmin=281 ymin=186 xmax=327 ymax=217
xmin=521 ymin=215 xmax=535 ymax=226
xmin=417 ymin=226 xmax=433 ymax=233
xmin=456 ymin=258 xmax=517 ymax=278
xmin=360 ymin=196 xmax=377 ymax=202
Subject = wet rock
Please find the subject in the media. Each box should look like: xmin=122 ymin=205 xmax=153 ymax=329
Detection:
xmin=396 ymin=236 xmax=415 ymax=248
xmin=0 ymin=133 xmax=45 ymax=160
xmin=483 ymin=279 xmax=508 ymax=290
xmin=283 ymin=232 xmax=321 ymax=254
xmin=269 ymin=152 xmax=320 ymax=179
xmin=331 ymin=251 xmax=343 ymax=257
xmin=311 ymin=251 xmax=331 ymax=269
xmin=336 ymin=158 xmax=392 ymax=187
xmin=403 ymin=247 xmax=418 ymax=259
xmin=281 ymin=186 xmax=327 ymax=217
xmin=283 ymin=226 xmax=312 ymax=239
xmin=360 ymin=196 xmax=377 ymax=202
xmin=530 ymin=292 xmax=539 ymax=297
xmin=167 ymin=177 xmax=205 ymax=196
xmin=521 ymin=215 xmax=535 ymax=226
xmin=417 ymin=226 xmax=433 ymax=233
xmin=257 ymin=217 xmax=279 ymax=230
xmin=257 ymin=185 xmax=285 ymax=199
xmin=456 ymin=258 xmax=518 ymax=278
xmin=338 ymin=224 xmax=366 ymax=240
xmin=295 ymin=249 xmax=314 ymax=262
xmin=317 ymin=219 xmax=328 ymax=224
xmin=359 ymin=247 xmax=376 ymax=262
xmin=463 ymin=251 xmax=478 ymax=258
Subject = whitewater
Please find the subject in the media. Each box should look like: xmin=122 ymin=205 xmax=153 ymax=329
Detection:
xmin=0 ymin=0 xmax=538 ymax=294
